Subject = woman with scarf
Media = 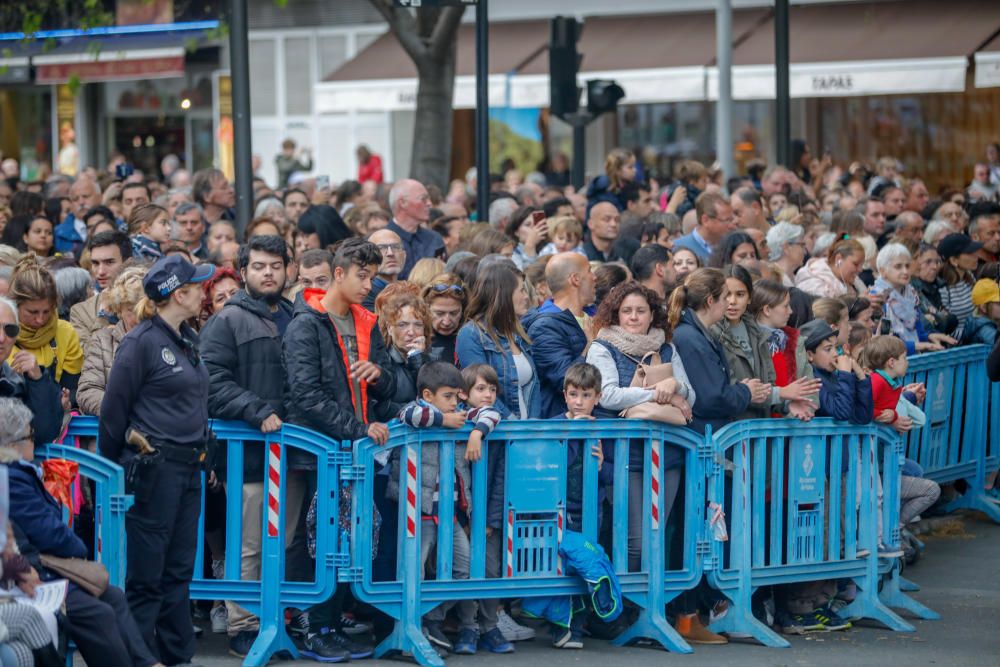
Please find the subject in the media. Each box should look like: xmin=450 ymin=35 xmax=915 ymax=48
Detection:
xmin=910 ymin=243 xmax=958 ymax=336
xmin=585 ymin=281 xmax=694 ymax=575
xmin=872 ymin=244 xmax=956 ymax=355
xmin=6 ymin=256 xmax=83 ymax=401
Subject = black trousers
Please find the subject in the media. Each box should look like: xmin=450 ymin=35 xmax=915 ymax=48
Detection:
xmin=125 ymin=459 xmax=202 ymax=665
xmin=65 ymin=585 xmax=158 ymax=667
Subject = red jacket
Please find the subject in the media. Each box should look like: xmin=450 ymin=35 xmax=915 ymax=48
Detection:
xmin=770 ymin=326 xmax=799 ymax=387
xmin=358 ymin=155 xmax=383 ymax=184
xmin=871 ymin=370 xmax=903 ymax=423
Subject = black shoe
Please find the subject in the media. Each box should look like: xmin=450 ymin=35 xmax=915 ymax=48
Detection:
xmin=289 ymin=610 xmax=310 ymax=640
xmin=228 ymin=630 xmax=257 ymax=659
xmin=423 ymin=623 xmax=453 ymax=652
xmin=318 ymin=629 xmax=374 ymax=660
xmin=300 ymin=632 xmax=351 ymax=663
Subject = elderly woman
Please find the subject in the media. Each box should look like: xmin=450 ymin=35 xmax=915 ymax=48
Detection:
xmin=923 ymin=220 xmax=956 ymax=247
xmin=0 ymin=397 xmax=163 ymax=667
xmin=872 ymin=243 xmax=955 ymax=355
xmin=374 ymin=282 xmax=436 ymax=412
xmin=52 ymin=266 xmax=92 ymax=320
xmin=911 ymin=243 xmax=957 ymax=335
xmin=77 ymin=266 xmax=146 ymax=416
xmin=421 ymin=273 xmax=466 ymax=364
xmin=795 ymin=238 xmax=867 ymax=298
xmin=767 ymin=221 xmax=807 ymax=286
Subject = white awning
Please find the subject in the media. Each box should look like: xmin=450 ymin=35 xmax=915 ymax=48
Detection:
xmin=975 ymin=52 xmax=1000 ymax=89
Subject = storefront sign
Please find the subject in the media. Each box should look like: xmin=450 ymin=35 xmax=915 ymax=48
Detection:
xmin=36 ymin=56 xmax=185 ymax=84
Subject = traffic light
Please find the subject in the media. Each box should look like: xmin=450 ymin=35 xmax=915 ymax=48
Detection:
xmin=586 ymin=79 xmax=625 ymax=115
xmin=549 ymin=16 xmax=582 ymax=119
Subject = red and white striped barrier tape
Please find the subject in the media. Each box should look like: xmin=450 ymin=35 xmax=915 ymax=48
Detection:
xmin=267 ymin=442 xmax=281 ymax=538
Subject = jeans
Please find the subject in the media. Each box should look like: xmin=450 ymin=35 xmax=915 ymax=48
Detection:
xmin=420 ymin=518 xmax=477 ymax=630
xmin=477 ymin=531 xmax=503 ymax=632
xmin=66 ymin=585 xmax=159 ymax=667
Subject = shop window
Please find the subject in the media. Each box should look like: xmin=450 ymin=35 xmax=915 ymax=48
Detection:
xmin=284 ymin=37 xmax=312 ymax=116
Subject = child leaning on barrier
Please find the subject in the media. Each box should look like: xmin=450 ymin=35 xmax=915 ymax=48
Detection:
xmin=863 ymin=335 xmax=925 ymax=435
xmin=800 ymin=319 xmax=873 ymax=424
xmin=387 ymin=361 xmax=506 ymax=657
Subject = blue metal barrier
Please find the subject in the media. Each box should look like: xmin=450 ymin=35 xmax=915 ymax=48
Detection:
xmin=903 ymin=345 xmax=999 ymax=523
xmin=706 ymin=419 xmax=930 ymax=646
xmin=348 ymin=419 xmax=706 ymax=666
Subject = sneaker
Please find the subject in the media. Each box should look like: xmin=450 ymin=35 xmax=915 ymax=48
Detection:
xmin=775 ymin=610 xmax=827 ymax=635
xmin=317 ymin=628 xmax=374 ymax=660
xmin=423 ymin=623 xmax=453 ymax=653
xmin=211 ymin=559 xmax=225 ymax=580
xmin=675 ymin=612 xmax=727 ymax=644
xmin=825 ymin=597 xmax=860 ymax=623
xmin=497 ymin=609 xmax=536 ymax=641
xmin=812 ymin=605 xmax=851 ymax=631
xmin=708 ymin=599 xmax=729 ymax=625
xmin=453 ymin=628 xmax=479 ymax=655
xmin=339 ymin=613 xmax=371 ymax=636
xmin=549 ymin=623 xmax=572 ymax=648
xmin=289 ymin=610 xmax=310 ymax=640
xmin=228 ymin=630 xmax=257 ymax=658
xmin=878 ymin=543 xmax=904 ymax=558
xmin=300 ymin=632 xmax=351 ymax=663
xmin=210 ymin=605 xmax=228 ymax=634
xmin=479 ymin=627 xmax=515 ymax=654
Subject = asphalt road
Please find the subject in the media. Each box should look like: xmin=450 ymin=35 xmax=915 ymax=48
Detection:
xmin=166 ymin=512 xmax=1000 ymax=667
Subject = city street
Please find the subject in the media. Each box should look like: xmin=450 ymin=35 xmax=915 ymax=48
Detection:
xmin=189 ymin=513 xmax=1000 ymax=667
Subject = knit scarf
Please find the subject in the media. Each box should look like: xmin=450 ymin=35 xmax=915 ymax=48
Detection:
xmin=16 ymin=313 xmax=58 ymax=350
xmin=595 ymin=325 xmax=665 ymax=358
xmin=873 ymin=277 xmax=919 ymax=345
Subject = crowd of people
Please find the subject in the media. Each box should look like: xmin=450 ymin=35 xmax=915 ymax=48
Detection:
xmin=0 ymin=138 xmax=999 ymax=666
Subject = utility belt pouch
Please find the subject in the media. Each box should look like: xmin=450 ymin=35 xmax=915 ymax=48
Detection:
xmin=125 ymin=450 xmax=162 ymax=504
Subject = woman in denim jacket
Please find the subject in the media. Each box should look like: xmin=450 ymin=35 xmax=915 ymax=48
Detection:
xmin=456 ymin=263 xmax=541 ymax=419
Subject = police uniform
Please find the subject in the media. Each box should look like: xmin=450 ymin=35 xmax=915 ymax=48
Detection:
xmin=98 ymin=256 xmax=213 ymax=666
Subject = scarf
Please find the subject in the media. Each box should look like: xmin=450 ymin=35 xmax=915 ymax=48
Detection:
xmin=595 ymin=325 xmax=665 ymax=358
xmin=764 ymin=326 xmax=788 ymax=355
xmin=16 ymin=312 xmax=58 ymax=349
xmin=874 ymin=277 xmax=919 ymax=344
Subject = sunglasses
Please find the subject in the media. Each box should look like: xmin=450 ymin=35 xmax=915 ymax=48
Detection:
xmin=1 ymin=323 xmax=19 ymax=338
xmin=429 ymin=283 xmax=464 ymax=295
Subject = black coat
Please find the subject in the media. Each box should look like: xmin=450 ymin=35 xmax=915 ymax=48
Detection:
xmin=282 ymin=293 xmax=396 ymax=467
xmin=201 ymin=290 xmax=293 ymax=481
xmin=0 ymin=362 xmax=62 ymax=446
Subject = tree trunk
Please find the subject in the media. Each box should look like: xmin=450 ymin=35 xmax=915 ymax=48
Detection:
xmin=410 ymin=47 xmax=456 ymax=189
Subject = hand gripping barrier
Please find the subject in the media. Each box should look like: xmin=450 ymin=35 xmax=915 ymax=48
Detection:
xmin=47 ymin=416 xmax=349 ymax=667
xmin=706 ymin=418 xmax=935 ymax=646
xmin=902 ymin=345 xmax=999 ymax=523
xmin=348 ymin=419 xmax=706 ymax=666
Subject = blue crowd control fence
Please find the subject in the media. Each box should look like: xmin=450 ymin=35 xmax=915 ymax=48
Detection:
xmin=41 ymin=417 xmax=349 ymax=667
xmin=902 ymin=345 xmax=999 ymax=523
xmin=348 ymin=420 xmax=707 ymax=666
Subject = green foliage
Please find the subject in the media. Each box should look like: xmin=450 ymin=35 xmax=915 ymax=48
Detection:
xmin=489 ymin=118 xmax=543 ymax=175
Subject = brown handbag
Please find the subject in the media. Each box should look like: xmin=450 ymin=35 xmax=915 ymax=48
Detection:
xmin=38 ymin=555 xmax=109 ymax=597
xmin=620 ymin=352 xmax=688 ymax=425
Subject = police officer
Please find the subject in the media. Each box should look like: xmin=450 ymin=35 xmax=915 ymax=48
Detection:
xmin=99 ymin=255 xmax=214 ymax=666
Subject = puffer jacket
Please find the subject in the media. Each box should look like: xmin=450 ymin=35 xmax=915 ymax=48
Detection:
xmin=585 ymin=175 xmax=625 ymax=218
xmin=712 ymin=315 xmax=778 ymax=419
xmin=283 ymin=290 xmax=396 ymax=467
xmin=383 ymin=345 xmax=438 ymax=417
xmin=794 ymin=256 xmax=866 ymax=299
xmin=960 ymin=315 xmax=997 ymax=346
xmin=522 ymin=299 xmax=588 ymax=418
xmin=77 ymin=320 xmax=126 ymax=416
xmin=69 ymin=292 xmax=109 ymax=353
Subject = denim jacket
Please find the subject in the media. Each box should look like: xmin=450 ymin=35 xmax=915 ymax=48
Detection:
xmin=455 ymin=321 xmax=542 ymax=419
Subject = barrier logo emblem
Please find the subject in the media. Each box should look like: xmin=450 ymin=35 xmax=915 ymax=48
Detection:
xmin=803 ymin=443 xmax=814 ymax=476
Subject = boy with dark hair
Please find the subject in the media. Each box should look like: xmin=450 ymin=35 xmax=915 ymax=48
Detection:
xmin=800 ymin=319 xmax=873 ymax=424
xmin=283 ymin=237 xmax=396 ymax=660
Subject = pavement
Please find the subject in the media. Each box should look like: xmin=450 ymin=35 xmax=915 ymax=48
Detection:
xmin=178 ymin=512 xmax=999 ymax=667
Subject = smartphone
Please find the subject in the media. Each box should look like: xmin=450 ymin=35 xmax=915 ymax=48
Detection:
xmin=316 ymin=175 xmax=330 ymax=190
xmin=115 ymin=163 xmax=134 ymax=180
xmin=530 ymin=210 xmax=546 ymax=226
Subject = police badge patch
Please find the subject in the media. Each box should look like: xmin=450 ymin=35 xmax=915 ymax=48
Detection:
xmin=161 ymin=347 xmax=177 ymax=366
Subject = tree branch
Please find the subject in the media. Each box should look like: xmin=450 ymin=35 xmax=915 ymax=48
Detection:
xmin=367 ymin=0 xmax=427 ymax=62
xmin=428 ymin=6 xmax=466 ymax=62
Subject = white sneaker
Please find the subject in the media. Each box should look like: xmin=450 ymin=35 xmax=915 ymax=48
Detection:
xmin=497 ymin=609 xmax=535 ymax=641
xmin=211 ymin=605 xmax=228 ymax=634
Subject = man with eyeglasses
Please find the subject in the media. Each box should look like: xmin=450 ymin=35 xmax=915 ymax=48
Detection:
xmin=673 ymin=192 xmax=737 ymax=262
xmin=363 ymin=228 xmax=407 ymax=311
xmin=386 ymin=178 xmax=444 ymax=279
xmin=0 ymin=296 xmax=63 ymax=446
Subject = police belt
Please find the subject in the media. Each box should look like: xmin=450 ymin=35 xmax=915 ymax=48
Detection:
xmin=151 ymin=442 xmax=207 ymax=466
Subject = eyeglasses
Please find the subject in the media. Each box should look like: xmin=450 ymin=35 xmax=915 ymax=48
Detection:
xmin=393 ymin=320 xmax=424 ymax=332
xmin=428 ymin=283 xmax=464 ymax=296
xmin=1 ymin=428 xmax=33 ymax=448
xmin=1 ymin=323 xmax=19 ymax=338
xmin=376 ymin=243 xmax=404 ymax=254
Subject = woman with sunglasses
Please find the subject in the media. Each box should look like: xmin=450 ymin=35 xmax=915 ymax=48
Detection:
xmin=0 ymin=296 xmax=63 ymax=446
xmin=421 ymin=273 xmax=467 ymax=365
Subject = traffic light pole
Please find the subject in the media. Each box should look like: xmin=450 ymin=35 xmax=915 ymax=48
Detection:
xmin=475 ymin=0 xmax=489 ymax=223
xmin=566 ymin=111 xmax=594 ymax=192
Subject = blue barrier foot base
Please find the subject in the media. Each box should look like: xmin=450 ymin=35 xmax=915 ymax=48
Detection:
xmin=841 ymin=590 xmax=916 ymax=633
xmin=708 ymin=602 xmax=790 ymax=649
xmin=375 ymin=621 xmax=444 ymax=667
xmin=244 ymin=623 xmax=298 ymax=667
xmin=898 ymin=575 xmax=920 ymax=592
xmin=879 ymin=565 xmax=940 ymax=621
xmin=613 ymin=607 xmax=693 ymax=654
xmin=945 ymin=492 xmax=1000 ymax=524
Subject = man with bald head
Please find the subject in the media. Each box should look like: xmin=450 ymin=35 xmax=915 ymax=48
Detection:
xmin=584 ymin=202 xmax=624 ymax=262
xmin=363 ymin=228 xmax=407 ymax=311
xmin=522 ymin=252 xmax=596 ymax=417
xmin=386 ymin=178 xmax=444 ymax=279
xmin=55 ymin=176 xmax=104 ymax=254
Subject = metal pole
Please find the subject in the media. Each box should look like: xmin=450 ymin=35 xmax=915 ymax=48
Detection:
xmin=229 ymin=0 xmax=253 ymax=235
xmin=572 ymin=120 xmax=586 ymax=191
xmin=715 ymin=0 xmax=734 ymax=180
xmin=775 ymin=0 xmax=791 ymax=167
xmin=475 ymin=0 xmax=490 ymax=224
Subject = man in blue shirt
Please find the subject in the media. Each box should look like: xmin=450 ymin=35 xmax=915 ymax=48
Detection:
xmin=672 ymin=191 xmax=737 ymax=262
xmin=386 ymin=178 xmax=445 ymax=279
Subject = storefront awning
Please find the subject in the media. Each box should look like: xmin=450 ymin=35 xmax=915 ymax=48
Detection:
xmin=975 ymin=33 xmax=1000 ymax=89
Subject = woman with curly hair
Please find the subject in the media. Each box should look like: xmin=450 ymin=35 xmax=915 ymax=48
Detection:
xmin=199 ymin=266 xmax=242 ymax=326
xmin=374 ymin=281 xmax=436 ymax=413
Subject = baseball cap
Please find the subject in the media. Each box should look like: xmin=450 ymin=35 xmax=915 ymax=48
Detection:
xmin=142 ymin=255 xmax=215 ymax=301
xmin=971 ymin=279 xmax=1000 ymax=308
xmin=937 ymin=233 xmax=982 ymax=260
xmin=799 ymin=319 xmax=838 ymax=352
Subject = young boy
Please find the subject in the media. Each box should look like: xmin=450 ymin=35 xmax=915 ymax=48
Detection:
xmin=964 ymin=279 xmax=1000 ymax=345
xmin=540 ymin=216 xmax=585 ymax=257
xmin=389 ymin=362 xmax=510 ymax=656
xmin=800 ymin=319 xmax=873 ymax=425
xmin=864 ymin=335 xmax=915 ymax=434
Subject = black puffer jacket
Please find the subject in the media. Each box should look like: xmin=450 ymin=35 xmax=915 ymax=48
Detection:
xmin=283 ymin=291 xmax=396 ymax=468
xmin=383 ymin=345 xmax=440 ymax=417
xmin=201 ymin=290 xmax=293 ymax=481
